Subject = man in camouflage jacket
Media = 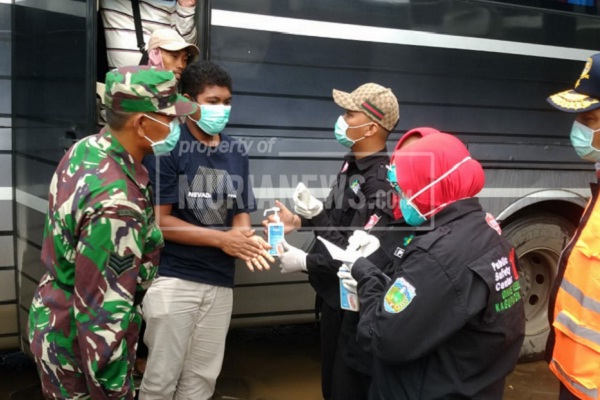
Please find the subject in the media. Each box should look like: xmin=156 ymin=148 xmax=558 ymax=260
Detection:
xmin=28 ymin=66 xmax=197 ymax=399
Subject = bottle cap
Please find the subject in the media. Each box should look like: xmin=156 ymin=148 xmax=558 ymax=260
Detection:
xmin=263 ymin=207 xmax=281 ymax=223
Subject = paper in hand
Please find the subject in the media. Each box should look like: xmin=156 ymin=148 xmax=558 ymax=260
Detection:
xmin=317 ymin=236 xmax=357 ymax=263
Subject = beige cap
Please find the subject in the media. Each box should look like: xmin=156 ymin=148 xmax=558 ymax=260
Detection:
xmin=333 ymin=83 xmax=399 ymax=131
xmin=147 ymin=28 xmax=200 ymax=59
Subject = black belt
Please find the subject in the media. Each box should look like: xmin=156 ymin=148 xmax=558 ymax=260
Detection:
xmin=53 ymin=280 xmax=147 ymax=306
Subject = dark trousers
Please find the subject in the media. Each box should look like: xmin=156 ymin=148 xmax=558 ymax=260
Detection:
xmin=320 ymin=300 xmax=343 ymax=400
xmin=331 ymin=351 xmax=371 ymax=400
xmin=136 ymin=320 xmax=148 ymax=359
xmin=559 ymin=383 xmax=581 ymax=400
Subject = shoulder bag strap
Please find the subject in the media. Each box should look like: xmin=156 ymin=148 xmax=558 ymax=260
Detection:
xmin=131 ymin=0 xmax=149 ymax=65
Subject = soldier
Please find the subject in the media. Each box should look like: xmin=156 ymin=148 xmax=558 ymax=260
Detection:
xmin=28 ymin=66 xmax=197 ymax=399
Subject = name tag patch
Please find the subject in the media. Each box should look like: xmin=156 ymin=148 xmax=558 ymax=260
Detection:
xmin=384 ymin=277 xmax=416 ymax=314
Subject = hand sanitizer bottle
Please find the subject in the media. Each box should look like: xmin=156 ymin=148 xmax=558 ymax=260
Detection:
xmin=263 ymin=207 xmax=284 ymax=256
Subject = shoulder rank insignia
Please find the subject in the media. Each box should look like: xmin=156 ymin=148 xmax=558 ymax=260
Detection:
xmin=107 ymin=253 xmax=136 ymax=277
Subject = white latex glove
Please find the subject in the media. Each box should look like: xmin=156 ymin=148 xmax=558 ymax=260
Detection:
xmin=347 ymin=230 xmax=380 ymax=257
xmin=293 ymin=182 xmax=323 ymax=219
xmin=337 ymin=266 xmax=358 ymax=294
xmin=277 ymin=240 xmax=308 ymax=274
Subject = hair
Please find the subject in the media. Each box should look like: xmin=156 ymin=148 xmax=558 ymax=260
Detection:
xmin=180 ymin=60 xmax=233 ymax=98
xmin=105 ymin=108 xmax=136 ymax=130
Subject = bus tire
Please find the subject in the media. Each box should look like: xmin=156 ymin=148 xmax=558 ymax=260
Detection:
xmin=501 ymin=213 xmax=576 ymax=362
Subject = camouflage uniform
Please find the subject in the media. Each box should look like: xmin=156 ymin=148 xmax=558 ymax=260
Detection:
xmin=28 ymin=66 xmax=196 ymax=399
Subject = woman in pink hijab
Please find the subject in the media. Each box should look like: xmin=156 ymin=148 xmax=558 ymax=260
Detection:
xmin=390 ymin=127 xmax=442 ymax=220
xmin=346 ymin=131 xmax=526 ymax=400
xmin=393 ymin=131 xmax=485 ymax=225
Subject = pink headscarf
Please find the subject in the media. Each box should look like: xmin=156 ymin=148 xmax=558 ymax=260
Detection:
xmin=392 ymin=132 xmax=485 ymax=218
xmin=391 ymin=127 xmax=442 ymax=219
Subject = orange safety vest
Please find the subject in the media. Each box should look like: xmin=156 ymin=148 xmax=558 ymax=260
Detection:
xmin=549 ymin=185 xmax=600 ymax=400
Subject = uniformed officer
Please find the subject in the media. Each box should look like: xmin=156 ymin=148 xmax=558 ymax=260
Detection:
xmin=342 ymin=132 xmax=525 ymax=400
xmin=28 ymin=66 xmax=197 ymax=400
xmin=266 ymin=83 xmax=399 ymax=400
xmin=545 ymin=52 xmax=600 ymax=400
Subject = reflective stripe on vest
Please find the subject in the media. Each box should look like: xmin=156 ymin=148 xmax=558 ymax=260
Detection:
xmin=561 ymin=278 xmax=600 ymax=315
xmin=551 ymin=358 xmax=598 ymax=400
xmin=556 ymin=311 xmax=600 ymax=348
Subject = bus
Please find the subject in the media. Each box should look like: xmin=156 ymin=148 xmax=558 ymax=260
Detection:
xmin=4 ymin=0 xmax=599 ymax=362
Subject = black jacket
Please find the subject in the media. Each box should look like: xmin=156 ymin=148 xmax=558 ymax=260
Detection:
xmin=338 ymin=223 xmax=416 ymax=376
xmin=302 ymin=149 xmax=395 ymax=309
xmin=352 ymin=198 xmax=525 ymax=400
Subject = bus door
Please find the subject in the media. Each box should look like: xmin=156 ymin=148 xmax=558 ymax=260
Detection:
xmin=12 ymin=0 xmax=96 ymax=352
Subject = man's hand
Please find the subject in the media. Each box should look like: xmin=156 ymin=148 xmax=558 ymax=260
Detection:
xmin=245 ymin=236 xmax=275 ymax=272
xmin=261 ymin=200 xmax=300 ymax=235
xmin=293 ymin=183 xmax=323 ymax=219
xmin=337 ymin=266 xmax=358 ymax=294
xmin=276 ymin=240 xmax=307 ymax=274
xmin=177 ymin=0 xmax=196 ymax=7
xmin=220 ymin=229 xmax=264 ymax=262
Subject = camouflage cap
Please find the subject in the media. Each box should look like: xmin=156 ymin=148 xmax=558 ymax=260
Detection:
xmin=333 ymin=83 xmax=399 ymax=131
xmin=104 ymin=65 xmax=196 ymax=116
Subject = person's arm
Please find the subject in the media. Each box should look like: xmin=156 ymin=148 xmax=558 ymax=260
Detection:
xmin=73 ymin=200 xmax=149 ymax=398
xmin=156 ymin=203 xmax=263 ymax=261
xmin=309 ymin=177 xmax=394 ymax=248
xmin=174 ymin=0 xmax=197 ymax=45
xmin=353 ymin=251 xmax=472 ymax=364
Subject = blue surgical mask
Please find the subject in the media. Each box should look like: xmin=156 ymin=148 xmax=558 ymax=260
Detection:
xmin=143 ymin=115 xmax=181 ymax=155
xmin=400 ymin=198 xmax=427 ymax=226
xmin=334 ymin=115 xmax=370 ymax=148
xmin=570 ymin=120 xmax=600 ymax=162
xmin=189 ymin=104 xmax=231 ymax=135
xmin=387 ymin=163 xmax=426 ymax=226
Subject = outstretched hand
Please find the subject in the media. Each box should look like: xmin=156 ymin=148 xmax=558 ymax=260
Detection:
xmin=261 ymin=200 xmax=300 ymax=236
xmin=244 ymin=236 xmax=275 ymax=272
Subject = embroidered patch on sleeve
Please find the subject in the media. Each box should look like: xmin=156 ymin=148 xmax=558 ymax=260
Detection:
xmin=107 ymin=253 xmax=136 ymax=277
xmin=384 ymin=277 xmax=416 ymax=313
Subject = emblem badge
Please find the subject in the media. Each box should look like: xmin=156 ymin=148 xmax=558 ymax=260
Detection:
xmin=350 ymin=179 xmax=361 ymax=194
xmin=384 ymin=277 xmax=416 ymax=313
